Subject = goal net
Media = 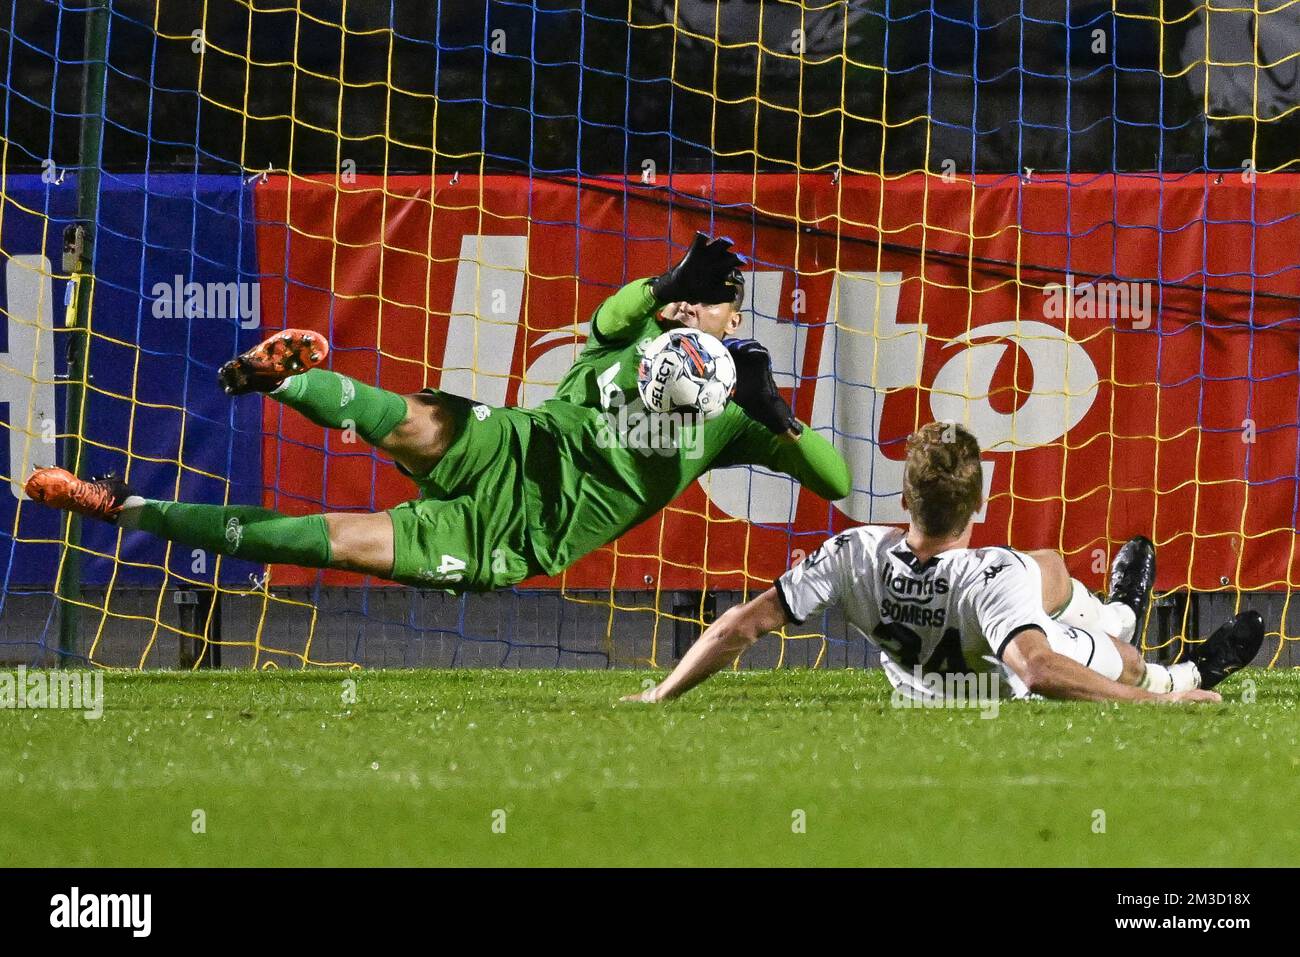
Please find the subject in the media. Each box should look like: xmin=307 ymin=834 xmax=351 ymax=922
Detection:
xmin=0 ymin=0 xmax=1296 ymax=669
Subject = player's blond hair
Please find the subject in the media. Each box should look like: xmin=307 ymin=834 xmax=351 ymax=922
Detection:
xmin=903 ymin=421 xmax=983 ymax=538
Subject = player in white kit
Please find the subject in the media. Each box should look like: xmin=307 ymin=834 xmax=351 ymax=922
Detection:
xmin=627 ymin=421 xmax=1263 ymax=704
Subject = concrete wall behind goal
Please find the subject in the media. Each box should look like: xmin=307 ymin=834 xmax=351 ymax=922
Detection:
xmin=0 ymin=587 xmax=1292 ymax=671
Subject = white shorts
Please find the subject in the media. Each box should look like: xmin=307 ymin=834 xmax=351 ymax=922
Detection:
xmin=999 ymin=620 xmax=1124 ymax=698
xmin=882 ymin=621 xmax=1126 ymax=703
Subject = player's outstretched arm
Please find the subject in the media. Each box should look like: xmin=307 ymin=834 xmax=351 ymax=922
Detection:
xmin=718 ymin=338 xmax=852 ymax=499
xmin=591 ymin=233 xmax=744 ymax=344
xmin=623 ymin=588 xmax=788 ymax=702
xmin=1002 ymin=628 xmax=1220 ymax=703
xmin=764 ymin=426 xmax=852 ymax=501
xmin=590 ymin=278 xmax=659 ymax=344
xmin=724 ymin=414 xmax=851 ymax=500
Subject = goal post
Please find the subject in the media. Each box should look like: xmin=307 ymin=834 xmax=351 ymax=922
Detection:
xmin=54 ymin=0 xmax=112 ymax=665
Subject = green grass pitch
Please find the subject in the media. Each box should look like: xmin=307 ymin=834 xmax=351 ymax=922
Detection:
xmin=3 ymin=668 xmax=1296 ymax=867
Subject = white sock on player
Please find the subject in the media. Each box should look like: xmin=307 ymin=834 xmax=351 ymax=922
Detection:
xmin=1103 ymin=601 xmax=1137 ymax=644
xmin=1138 ymin=661 xmax=1200 ymax=693
xmin=117 ymin=495 xmax=147 ymax=528
xmin=1053 ymin=578 xmax=1138 ymax=643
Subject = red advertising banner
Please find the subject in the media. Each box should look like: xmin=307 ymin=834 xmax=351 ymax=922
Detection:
xmin=254 ymin=172 xmax=1300 ymax=592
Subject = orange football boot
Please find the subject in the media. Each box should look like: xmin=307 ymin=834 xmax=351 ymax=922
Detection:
xmin=24 ymin=468 xmax=137 ymax=523
xmin=218 ymin=329 xmax=329 ymax=395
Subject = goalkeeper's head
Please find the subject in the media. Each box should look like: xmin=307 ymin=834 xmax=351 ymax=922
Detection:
xmin=901 ymin=421 xmax=984 ymax=542
xmin=662 ymin=269 xmax=746 ymax=340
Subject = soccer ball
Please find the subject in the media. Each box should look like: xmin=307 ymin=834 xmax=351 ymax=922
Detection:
xmin=637 ymin=328 xmax=737 ymax=421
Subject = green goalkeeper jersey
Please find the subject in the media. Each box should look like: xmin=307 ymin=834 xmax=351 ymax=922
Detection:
xmin=505 ymin=279 xmax=852 ymax=576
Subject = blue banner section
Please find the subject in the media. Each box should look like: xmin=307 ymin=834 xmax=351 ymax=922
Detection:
xmin=0 ymin=173 xmax=264 ymax=587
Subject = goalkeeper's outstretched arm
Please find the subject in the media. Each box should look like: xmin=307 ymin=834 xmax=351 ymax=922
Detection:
xmin=755 ymin=425 xmax=852 ymax=501
xmin=590 ymin=278 xmax=659 ymax=343
xmin=716 ymin=337 xmax=851 ymax=500
xmin=591 ymin=232 xmax=746 ymax=343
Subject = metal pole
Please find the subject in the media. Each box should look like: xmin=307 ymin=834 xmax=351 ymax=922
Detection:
xmin=174 ymin=588 xmax=223 ymax=669
xmin=57 ymin=0 xmax=110 ymax=663
xmin=672 ymin=591 xmax=716 ymax=660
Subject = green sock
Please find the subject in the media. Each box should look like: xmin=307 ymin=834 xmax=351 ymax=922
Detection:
xmin=122 ymin=500 xmax=333 ymax=568
xmin=272 ymin=368 xmax=408 ymax=445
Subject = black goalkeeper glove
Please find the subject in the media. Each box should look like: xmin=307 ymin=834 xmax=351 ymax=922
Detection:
xmin=724 ymin=338 xmax=802 ymax=436
xmin=651 ymin=232 xmax=744 ymax=305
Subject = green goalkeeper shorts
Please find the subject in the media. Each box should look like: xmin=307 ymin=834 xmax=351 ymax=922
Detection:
xmin=386 ymin=390 xmax=541 ymax=591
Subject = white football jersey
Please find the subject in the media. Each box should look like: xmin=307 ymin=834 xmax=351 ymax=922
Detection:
xmin=775 ymin=525 xmax=1107 ymax=700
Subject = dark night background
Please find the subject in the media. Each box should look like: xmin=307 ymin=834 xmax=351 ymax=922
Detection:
xmin=2 ymin=0 xmax=1292 ymax=176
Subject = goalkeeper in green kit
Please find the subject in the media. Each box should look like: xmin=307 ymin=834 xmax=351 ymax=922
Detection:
xmin=26 ymin=233 xmax=852 ymax=590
